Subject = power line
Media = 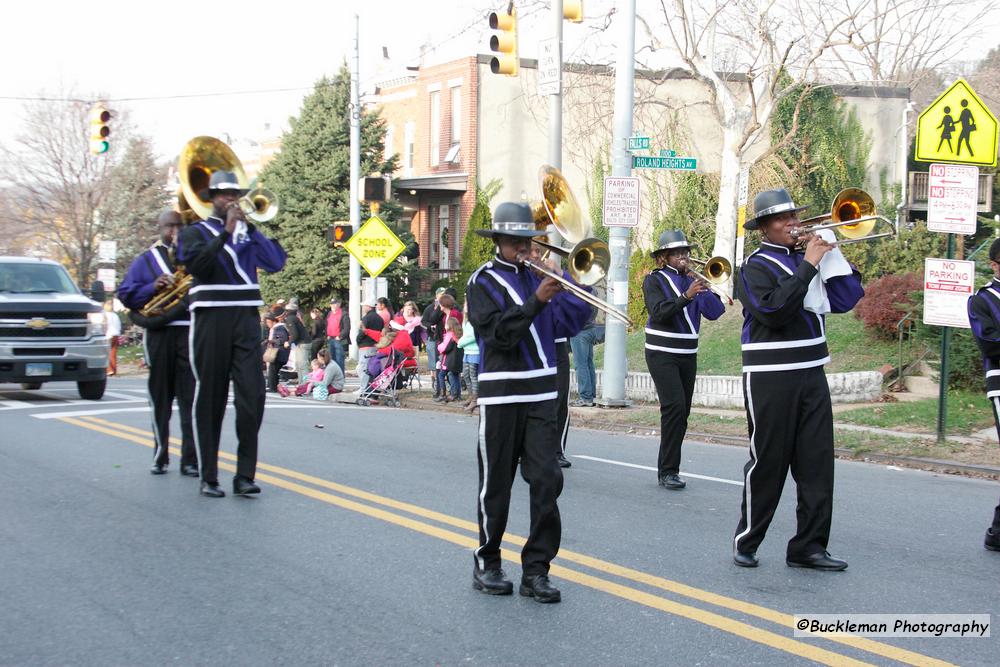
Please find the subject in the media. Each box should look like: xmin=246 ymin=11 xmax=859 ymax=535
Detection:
xmin=0 ymin=84 xmax=334 ymax=105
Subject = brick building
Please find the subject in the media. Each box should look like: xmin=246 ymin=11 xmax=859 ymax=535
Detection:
xmin=370 ymin=58 xmax=478 ymax=281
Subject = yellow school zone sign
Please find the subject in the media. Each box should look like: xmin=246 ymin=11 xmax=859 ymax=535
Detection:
xmin=915 ymin=78 xmax=998 ymax=167
xmin=343 ymin=215 xmax=406 ymax=277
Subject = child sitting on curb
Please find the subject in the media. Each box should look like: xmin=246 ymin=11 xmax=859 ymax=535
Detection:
xmin=278 ymin=358 xmax=326 ymax=397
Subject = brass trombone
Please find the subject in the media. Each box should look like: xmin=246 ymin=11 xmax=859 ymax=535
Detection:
xmin=792 ymin=188 xmax=895 ymax=246
xmin=688 ymin=256 xmax=734 ymax=304
xmin=526 ymin=165 xmax=634 ymax=329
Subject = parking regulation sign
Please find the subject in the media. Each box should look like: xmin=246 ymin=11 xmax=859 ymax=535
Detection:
xmin=927 ymin=163 xmax=979 ymax=235
xmin=923 ymin=258 xmax=974 ymax=328
xmin=603 ymin=177 xmax=640 ymax=227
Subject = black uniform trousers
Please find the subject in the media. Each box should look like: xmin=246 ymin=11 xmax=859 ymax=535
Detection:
xmin=989 ymin=397 xmax=1000 ymax=529
xmin=734 ymin=367 xmax=835 ymax=558
xmin=146 ymin=326 xmax=196 ymax=468
xmin=189 ymin=306 xmax=265 ymax=485
xmin=556 ymin=341 xmax=570 ymax=454
xmin=645 ymin=349 xmax=696 ymax=476
xmin=475 ymin=399 xmax=563 ymax=577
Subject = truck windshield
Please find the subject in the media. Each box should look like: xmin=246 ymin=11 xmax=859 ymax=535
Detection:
xmin=0 ymin=263 xmax=80 ymax=294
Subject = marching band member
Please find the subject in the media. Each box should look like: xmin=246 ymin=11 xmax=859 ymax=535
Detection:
xmin=643 ymin=230 xmax=725 ymax=490
xmin=466 ymin=202 xmax=591 ymax=603
xmin=966 ymin=238 xmax=1000 ymax=553
xmin=177 ymin=170 xmax=286 ymax=498
xmin=118 ymin=210 xmax=198 ymax=478
xmin=733 ymin=188 xmax=863 ymax=570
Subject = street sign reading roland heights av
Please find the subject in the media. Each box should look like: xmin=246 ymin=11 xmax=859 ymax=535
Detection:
xmin=632 ymin=155 xmax=698 ymax=171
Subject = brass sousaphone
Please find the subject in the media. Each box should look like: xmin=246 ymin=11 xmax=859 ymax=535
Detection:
xmin=527 ymin=165 xmax=634 ymax=328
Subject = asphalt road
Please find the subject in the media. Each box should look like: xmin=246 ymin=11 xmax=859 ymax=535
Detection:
xmin=1 ymin=378 xmax=998 ymax=666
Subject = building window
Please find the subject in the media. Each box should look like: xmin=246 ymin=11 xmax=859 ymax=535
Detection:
xmin=404 ymin=122 xmax=414 ymax=177
xmin=384 ymin=124 xmax=394 ymax=163
xmin=429 ymin=90 xmax=440 ymax=167
xmin=450 ymin=86 xmax=461 ymax=147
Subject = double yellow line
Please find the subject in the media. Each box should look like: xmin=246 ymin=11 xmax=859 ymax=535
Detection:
xmin=61 ymin=414 xmax=952 ymax=667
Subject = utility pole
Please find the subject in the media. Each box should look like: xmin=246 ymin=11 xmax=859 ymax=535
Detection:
xmin=349 ymin=13 xmax=362 ymax=362
xmin=598 ymin=0 xmax=635 ymax=408
xmin=544 ymin=0 xmax=565 ymax=250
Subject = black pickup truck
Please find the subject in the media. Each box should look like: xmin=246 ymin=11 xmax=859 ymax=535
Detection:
xmin=0 ymin=256 xmax=109 ymax=400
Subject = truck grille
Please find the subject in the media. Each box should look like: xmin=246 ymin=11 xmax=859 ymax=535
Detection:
xmin=0 ymin=311 xmax=88 ymax=320
xmin=0 ymin=326 xmax=88 ymax=338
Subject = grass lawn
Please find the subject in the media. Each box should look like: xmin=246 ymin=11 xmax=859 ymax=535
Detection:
xmin=593 ymin=308 xmax=903 ymax=376
xmin=835 ymin=390 xmax=995 ymax=435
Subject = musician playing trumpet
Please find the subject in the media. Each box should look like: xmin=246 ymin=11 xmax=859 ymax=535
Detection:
xmin=643 ymin=231 xmax=725 ymax=491
xmin=118 ymin=210 xmax=198 ymax=477
xmin=733 ymin=188 xmax=863 ymax=571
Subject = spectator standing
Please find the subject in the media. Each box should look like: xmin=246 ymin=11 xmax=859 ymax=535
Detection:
xmin=308 ymin=308 xmax=326 ymax=360
xmin=435 ymin=317 xmax=464 ymax=403
xmin=326 ymin=298 xmax=350 ymax=373
xmin=458 ymin=302 xmax=480 ymax=411
xmin=356 ymin=299 xmax=384 ymax=390
xmin=421 ymin=287 xmax=447 ymax=382
xmin=265 ymin=312 xmax=290 ymax=393
xmin=569 ymin=301 xmax=605 ymax=407
xmin=376 ymin=297 xmax=393 ymax=327
xmin=285 ymin=305 xmax=311 ymax=383
xmin=105 ymin=303 xmax=122 ymax=376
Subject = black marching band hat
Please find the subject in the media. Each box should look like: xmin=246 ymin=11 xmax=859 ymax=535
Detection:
xmin=475 ymin=202 xmax=547 ymax=239
xmin=744 ymin=188 xmax=810 ymax=230
xmin=650 ymin=230 xmax=691 ymax=257
xmin=199 ymin=170 xmax=248 ymax=200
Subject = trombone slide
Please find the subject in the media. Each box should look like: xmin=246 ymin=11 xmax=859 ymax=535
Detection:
xmin=522 ymin=258 xmax=634 ymax=329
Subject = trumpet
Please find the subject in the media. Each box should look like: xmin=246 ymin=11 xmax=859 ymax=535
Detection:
xmin=791 ymin=188 xmax=895 ymax=246
xmin=531 ymin=165 xmax=634 ymax=328
xmin=688 ymin=256 xmax=733 ymax=305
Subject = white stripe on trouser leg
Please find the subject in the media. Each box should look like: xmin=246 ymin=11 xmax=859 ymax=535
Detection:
xmin=144 ymin=333 xmax=164 ymax=463
xmin=188 ymin=310 xmax=203 ymax=474
xmin=734 ymin=372 xmax=758 ymax=553
xmin=474 ymin=404 xmax=489 ymax=569
xmin=559 ymin=400 xmax=569 ymax=453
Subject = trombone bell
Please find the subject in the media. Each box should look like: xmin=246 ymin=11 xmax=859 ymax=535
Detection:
xmin=240 ymin=186 xmax=279 ymax=223
xmin=795 ymin=187 xmax=891 ymax=244
xmin=690 ymin=256 xmax=732 ymax=284
xmin=568 ymin=238 xmax=610 ymax=286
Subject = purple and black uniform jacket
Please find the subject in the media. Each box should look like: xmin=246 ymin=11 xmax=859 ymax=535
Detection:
xmin=737 ymin=241 xmax=864 ymax=373
xmin=118 ymin=242 xmax=189 ymax=327
xmin=175 ymin=216 xmax=286 ymax=309
xmin=968 ymin=279 xmax=1000 ymax=400
xmin=643 ymin=265 xmax=725 ymax=354
xmin=467 ymin=254 xmax=593 ymax=405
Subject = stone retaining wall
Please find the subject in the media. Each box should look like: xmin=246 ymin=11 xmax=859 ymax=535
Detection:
xmin=571 ymin=370 xmax=883 ymax=408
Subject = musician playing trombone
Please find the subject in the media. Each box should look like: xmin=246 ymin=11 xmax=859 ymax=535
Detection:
xmin=733 ymin=188 xmax=863 ymax=571
xmin=176 ymin=170 xmax=287 ymax=498
xmin=966 ymin=238 xmax=1000 ymax=553
xmin=466 ymin=202 xmax=592 ymax=603
xmin=643 ymin=230 xmax=725 ymax=490
xmin=118 ymin=210 xmax=198 ymax=478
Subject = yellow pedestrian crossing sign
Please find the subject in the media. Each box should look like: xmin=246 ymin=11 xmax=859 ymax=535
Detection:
xmin=915 ymin=78 xmax=998 ymax=167
xmin=343 ymin=215 xmax=406 ymax=277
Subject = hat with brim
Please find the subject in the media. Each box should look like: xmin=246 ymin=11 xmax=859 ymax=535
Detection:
xmin=745 ymin=188 xmax=809 ymax=230
xmin=199 ymin=170 xmax=249 ymax=201
xmin=650 ymin=230 xmax=691 ymax=257
xmin=474 ymin=202 xmax=546 ymax=239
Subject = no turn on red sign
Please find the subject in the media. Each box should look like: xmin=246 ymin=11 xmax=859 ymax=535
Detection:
xmin=923 ymin=258 xmax=974 ymax=328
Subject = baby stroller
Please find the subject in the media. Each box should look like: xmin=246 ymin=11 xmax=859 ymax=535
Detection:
xmin=355 ymin=350 xmax=405 ymax=407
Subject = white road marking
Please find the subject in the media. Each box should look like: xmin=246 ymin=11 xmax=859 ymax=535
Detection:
xmin=31 ymin=402 xmax=378 ymax=419
xmin=572 ymin=455 xmax=743 ymax=486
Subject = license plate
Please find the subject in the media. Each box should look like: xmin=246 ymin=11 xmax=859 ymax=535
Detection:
xmin=25 ymin=363 xmax=52 ymax=377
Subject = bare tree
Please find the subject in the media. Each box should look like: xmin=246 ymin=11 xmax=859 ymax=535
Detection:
xmin=0 ymin=93 xmax=120 ymax=284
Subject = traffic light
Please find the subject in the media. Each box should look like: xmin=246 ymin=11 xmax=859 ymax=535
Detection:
xmin=564 ymin=0 xmax=583 ymax=22
xmin=89 ymin=103 xmax=111 ymax=155
xmin=488 ymin=4 xmax=518 ymax=76
xmin=329 ymin=222 xmax=353 ymax=248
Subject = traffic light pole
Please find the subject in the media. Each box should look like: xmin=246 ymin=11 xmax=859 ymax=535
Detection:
xmin=598 ymin=0 xmax=636 ymax=408
xmin=348 ymin=13 xmax=362 ymax=363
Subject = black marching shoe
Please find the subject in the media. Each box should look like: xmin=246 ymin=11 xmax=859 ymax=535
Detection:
xmin=180 ymin=464 xmax=200 ymax=477
xmin=150 ymin=462 xmax=168 ymax=475
xmin=519 ymin=574 xmax=561 ymax=603
xmin=200 ymin=482 xmax=225 ymax=498
xmin=985 ymin=527 xmax=1000 ymax=552
xmin=473 ymin=567 xmax=513 ymax=595
xmin=733 ymin=551 xmax=759 ymax=568
xmin=658 ymin=473 xmax=686 ymax=490
xmin=233 ymin=476 xmax=261 ymax=496
xmin=786 ymin=551 xmax=848 ymax=571
xmin=557 ymin=454 xmax=572 ymax=468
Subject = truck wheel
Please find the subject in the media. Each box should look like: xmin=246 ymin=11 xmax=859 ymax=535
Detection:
xmin=77 ymin=379 xmax=106 ymax=400
xmin=20 ymin=382 xmax=42 ymax=390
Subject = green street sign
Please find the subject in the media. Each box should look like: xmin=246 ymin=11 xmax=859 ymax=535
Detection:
xmin=632 ymin=155 xmax=697 ymax=171
xmin=627 ymin=136 xmax=651 ymax=151
xmin=659 ymin=149 xmax=676 ymax=157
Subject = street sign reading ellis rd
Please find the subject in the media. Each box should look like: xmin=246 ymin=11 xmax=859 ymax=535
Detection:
xmin=343 ymin=216 xmax=406 ymax=278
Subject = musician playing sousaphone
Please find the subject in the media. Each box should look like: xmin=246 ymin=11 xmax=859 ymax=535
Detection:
xmin=177 ymin=169 xmax=286 ymax=498
xmin=732 ymin=188 xmax=863 ymax=571
xmin=118 ymin=210 xmax=198 ymax=477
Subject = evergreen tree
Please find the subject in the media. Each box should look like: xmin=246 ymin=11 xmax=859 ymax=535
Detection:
xmin=454 ymin=180 xmax=502 ymax=300
xmin=257 ymin=66 xmax=406 ymax=309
